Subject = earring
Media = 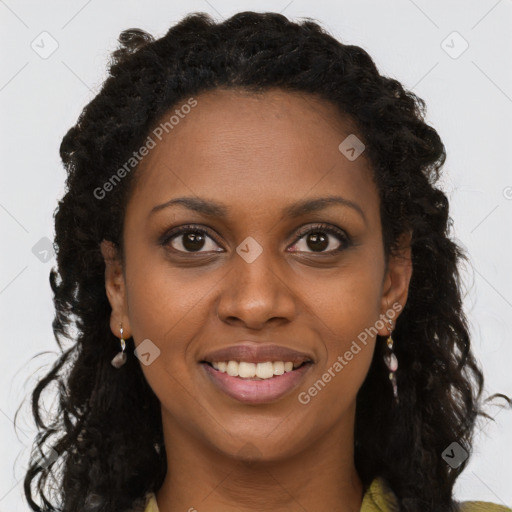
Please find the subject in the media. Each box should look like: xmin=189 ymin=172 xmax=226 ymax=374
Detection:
xmin=383 ymin=317 xmax=399 ymax=404
xmin=111 ymin=324 xmax=127 ymax=368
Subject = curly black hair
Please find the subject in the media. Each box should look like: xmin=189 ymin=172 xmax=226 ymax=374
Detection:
xmin=15 ymin=10 xmax=511 ymax=512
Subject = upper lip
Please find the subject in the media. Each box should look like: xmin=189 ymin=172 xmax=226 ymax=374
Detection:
xmin=200 ymin=342 xmax=314 ymax=365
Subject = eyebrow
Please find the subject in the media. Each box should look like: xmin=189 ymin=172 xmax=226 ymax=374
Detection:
xmin=150 ymin=195 xmax=367 ymax=225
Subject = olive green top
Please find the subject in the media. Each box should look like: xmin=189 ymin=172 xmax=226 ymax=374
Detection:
xmin=143 ymin=476 xmax=511 ymax=511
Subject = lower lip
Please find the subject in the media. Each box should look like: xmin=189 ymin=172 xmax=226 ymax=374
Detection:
xmin=201 ymin=362 xmax=312 ymax=404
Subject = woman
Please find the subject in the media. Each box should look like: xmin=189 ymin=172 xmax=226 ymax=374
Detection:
xmin=18 ymin=11 xmax=511 ymax=512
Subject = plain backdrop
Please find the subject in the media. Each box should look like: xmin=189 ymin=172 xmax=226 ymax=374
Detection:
xmin=1 ymin=1 xmax=511 ymax=510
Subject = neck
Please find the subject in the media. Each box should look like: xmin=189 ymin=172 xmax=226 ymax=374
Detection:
xmin=155 ymin=403 xmax=364 ymax=512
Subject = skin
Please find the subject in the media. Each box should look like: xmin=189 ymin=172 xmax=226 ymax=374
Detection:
xmin=101 ymin=87 xmax=412 ymax=512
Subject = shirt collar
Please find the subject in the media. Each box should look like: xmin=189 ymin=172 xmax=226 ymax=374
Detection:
xmin=143 ymin=476 xmax=397 ymax=512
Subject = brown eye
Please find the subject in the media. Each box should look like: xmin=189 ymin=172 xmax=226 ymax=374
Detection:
xmin=161 ymin=223 xmax=351 ymax=256
xmin=289 ymin=224 xmax=351 ymax=254
xmin=162 ymin=226 xmax=223 ymax=254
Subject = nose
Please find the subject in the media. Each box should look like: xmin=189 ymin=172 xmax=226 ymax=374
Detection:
xmin=215 ymin=247 xmax=297 ymax=330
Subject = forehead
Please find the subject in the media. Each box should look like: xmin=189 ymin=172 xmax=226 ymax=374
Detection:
xmin=126 ymin=87 xmax=379 ymax=225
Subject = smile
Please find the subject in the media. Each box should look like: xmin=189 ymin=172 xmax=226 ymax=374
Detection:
xmin=200 ymin=360 xmax=313 ymax=404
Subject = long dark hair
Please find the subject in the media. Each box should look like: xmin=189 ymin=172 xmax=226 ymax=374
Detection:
xmin=15 ymin=11 xmax=511 ymax=512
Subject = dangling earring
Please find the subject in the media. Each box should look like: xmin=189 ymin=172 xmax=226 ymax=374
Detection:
xmin=111 ymin=324 xmax=127 ymax=368
xmin=383 ymin=317 xmax=399 ymax=404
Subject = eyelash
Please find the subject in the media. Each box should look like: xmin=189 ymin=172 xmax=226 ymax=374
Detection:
xmin=161 ymin=223 xmax=351 ymax=255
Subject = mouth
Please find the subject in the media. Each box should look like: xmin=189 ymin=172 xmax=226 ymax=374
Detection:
xmin=200 ymin=359 xmax=312 ymax=379
xmin=199 ymin=360 xmax=314 ymax=404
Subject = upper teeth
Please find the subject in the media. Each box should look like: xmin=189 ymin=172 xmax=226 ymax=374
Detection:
xmin=211 ymin=361 xmax=301 ymax=379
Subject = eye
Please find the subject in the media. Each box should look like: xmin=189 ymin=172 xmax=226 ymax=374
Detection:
xmin=161 ymin=223 xmax=351 ymax=255
xmin=288 ymin=223 xmax=351 ymax=254
xmin=162 ymin=224 xmax=222 ymax=254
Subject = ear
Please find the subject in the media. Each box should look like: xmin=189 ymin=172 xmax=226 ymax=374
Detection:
xmin=100 ymin=239 xmax=132 ymax=339
xmin=377 ymin=230 xmax=413 ymax=336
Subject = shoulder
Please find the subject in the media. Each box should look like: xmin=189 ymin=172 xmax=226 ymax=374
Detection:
xmin=142 ymin=492 xmax=159 ymax=512
xmin=143 ymin=485 xmax=512 ymax=512
xmin=458 ymin=501 xmax=512 ymax=511
xmin=361 ymin=477 xmax=399 ymax=511
xmin=362 ymin=477 xmax=511 ymax=512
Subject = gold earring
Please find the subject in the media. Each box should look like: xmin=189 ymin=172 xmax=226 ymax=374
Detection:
xmin=383 ymin=317 xmax=399 ymax=404
xmin=111 ymin=324 xmax=127 ymax=368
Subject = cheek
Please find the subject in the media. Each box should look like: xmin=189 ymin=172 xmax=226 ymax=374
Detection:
xmin=303 ymin=257 xmax=383 ymax=335
xmin=124 ymin=256 xmax=216 ymax=369
xmin=299 ymin=279 xmax=378 ymax=417
xmin=123 ymin=263 xmax=212 ymax=413
xmin=298 ymin=257 xmax=383 ymax=391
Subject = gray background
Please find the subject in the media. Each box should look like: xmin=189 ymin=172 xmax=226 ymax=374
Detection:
xmin=1 ymin=1 xmax=511 ymax=510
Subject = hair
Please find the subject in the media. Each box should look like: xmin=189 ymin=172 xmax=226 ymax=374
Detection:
xmin=15 ymin=10 xmax=511 ymax=512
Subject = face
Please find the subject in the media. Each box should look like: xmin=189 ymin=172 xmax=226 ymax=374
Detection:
xmin=101 ymin=87 xmax=412 ymax=462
